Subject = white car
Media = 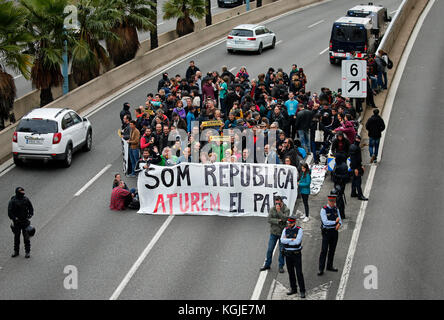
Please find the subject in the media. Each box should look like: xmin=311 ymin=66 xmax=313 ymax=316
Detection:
xmin=226 ymin=24 xmax=276 ymax=54
xmin=12 ymin=108 xmax=93 ymax=167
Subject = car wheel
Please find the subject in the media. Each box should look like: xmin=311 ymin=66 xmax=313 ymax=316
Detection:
xmin=13 ymin=157 xmax=23 ymax=167
xmin=227 ymin=49 xmax=234 ymax=54
xmin=271 ymin=37 xmax=276 ymax=49
xmin=257 ymin=43 xmax=263 ymax=54
xmin=83 ymin=130 xmax=92 ymax=152
xmin=63 ymin=144 xmax=73 ymax=167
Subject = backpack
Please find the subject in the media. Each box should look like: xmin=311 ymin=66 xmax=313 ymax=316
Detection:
xmin=387 ymin=56 xmax=393 ymax=69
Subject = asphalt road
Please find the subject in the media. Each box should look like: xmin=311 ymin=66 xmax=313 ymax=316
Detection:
xmin=0 ymin=0 xmax=403 ymax=300
xmin=343 ymin=0 xmax=444 ymax=299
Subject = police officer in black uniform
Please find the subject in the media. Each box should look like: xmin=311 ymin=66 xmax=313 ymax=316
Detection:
xmin=318 ymin=194 xmax=342 ymax=276
xmin=281 ymin=216 xmax=306 ymax=298
xmin=8 ymin=187 xmax=34 ymax=258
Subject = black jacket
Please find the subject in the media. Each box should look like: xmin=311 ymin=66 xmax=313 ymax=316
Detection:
xmin=366 ymin=115 xmax=386 ymax=139
xmin=331 ymin=137 xmax=350 ymax=156
xmin=332 ymin=154 xmax=350 ymax=185
xmin=134 ymin=153 xmax=162 ymax=173
xmin=8 ymin=195 xmax=34 ymax=222
xmin=349 ymin=142 xmax=362 ymax=170
xmin=295 ymin=109 xmax=313 ymax=131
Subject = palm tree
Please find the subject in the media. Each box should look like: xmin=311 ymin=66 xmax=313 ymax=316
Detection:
xmin=0 ymin=0 xmax=33 ymax=129
xmin=20 ymin=0 xmax=71 ymax=107
xmin=163 ymin=0 xmax=206 ymax=37
xmin=106 ymin=0 xmax=156 ymax=67
xmin=150 ymin=0 xmax=158 ymax=50
xmin=71 ymin=0 xmax=121 ymax=86
xmin=205 ymin=0 xmax=211 ymax=27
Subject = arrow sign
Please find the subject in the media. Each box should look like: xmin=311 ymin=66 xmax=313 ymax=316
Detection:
xmin=342 ymin=60 xmax=367 ymax=98
xmin=270 ymin=280 xmax=332 ymax=300
xmin=348 ymin=81 xmax=360 ymax=93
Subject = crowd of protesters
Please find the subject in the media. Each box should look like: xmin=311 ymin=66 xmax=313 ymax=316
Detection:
xmin=111 ymin=55 xmax=387 ymax=210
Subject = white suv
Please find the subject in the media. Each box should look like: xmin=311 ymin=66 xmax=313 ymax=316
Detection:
xmin=12 ymin=108 xmax=93 ymax=167
xmin=226 ymin=24 xmax=276 ymax=54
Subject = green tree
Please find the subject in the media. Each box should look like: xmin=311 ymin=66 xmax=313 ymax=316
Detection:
xmin=0 ymin=0 xmax=33 ymax=128
xmin=106 ymin=0 xmax=156 ymax=67
xmin=71 ymin=0 xmax=120 ymax=86
xmin=163 ymin=0 xmax=206 ymax=37
xmin=20 ymin=0 xmax=71 ymax=107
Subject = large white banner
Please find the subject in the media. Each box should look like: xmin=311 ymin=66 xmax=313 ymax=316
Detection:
xmin=137 ymin=163 xmax=298 ymax=217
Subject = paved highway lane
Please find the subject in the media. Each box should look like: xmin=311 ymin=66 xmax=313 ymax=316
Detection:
xmin=343 ymin=0 xmax=444 ymax=299
xmin=0 ymin=0 xmax=402 ymax=299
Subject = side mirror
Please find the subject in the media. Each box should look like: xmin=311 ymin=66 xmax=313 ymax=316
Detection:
xmin=83 ymin=117 xmax=88 ymax=122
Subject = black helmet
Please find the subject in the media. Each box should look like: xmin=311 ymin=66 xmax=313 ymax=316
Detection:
xmin=25 ymin=225 xmax=36 ymax=237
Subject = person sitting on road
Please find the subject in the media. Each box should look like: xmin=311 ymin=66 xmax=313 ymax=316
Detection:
xmin=110 ymin=181 xmax=136 ymax=211
xmin=112 ymin=173 xmax=129 ymax=190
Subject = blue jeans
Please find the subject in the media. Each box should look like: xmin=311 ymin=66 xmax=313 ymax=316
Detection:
xmin=129 ymin=148 xmax=140 ymax=175
xmin=369 ymin=137 xmax=380 ymax=158
xmin=264 ymin=234 xmax=285 ymax=268
xmin=297 ymin=129 xmax=310 ymax=153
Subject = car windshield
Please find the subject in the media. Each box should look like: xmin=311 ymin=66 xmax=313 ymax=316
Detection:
xmin=347 ymin=10 xmax=371 ymax=18
xmin=332 ymin=24 xmax=366 ymax=43
xmin=17 ymin=119 xmax=58 ymax=134
xmin=230 ymin=29 xmax=254 ymax=37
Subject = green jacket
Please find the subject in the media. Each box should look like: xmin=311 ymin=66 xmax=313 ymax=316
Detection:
xmin=268 ymin=204 xmax=290 ymax=236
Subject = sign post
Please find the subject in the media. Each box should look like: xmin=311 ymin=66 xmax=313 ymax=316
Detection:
xmin=341 ymin=60 xmax=367 ymax=98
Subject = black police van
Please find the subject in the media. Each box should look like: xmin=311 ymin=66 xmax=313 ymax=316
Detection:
xmin=329 ymin=3 xmax=391 ymax=64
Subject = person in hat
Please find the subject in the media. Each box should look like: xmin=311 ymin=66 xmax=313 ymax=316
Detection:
xmin=281 ymin=215 xmax=306 ymax=298
xmin=349 ymin=134 xmax=368 ymax=201
xmin=260 ymin=196 xmax=290 ymax=273
xmin=318 ymin=193 xmax=342 ymax=275
xmin=8 ymin=187 xmax=34 ymax=258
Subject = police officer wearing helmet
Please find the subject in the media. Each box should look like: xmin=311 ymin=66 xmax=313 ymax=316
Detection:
xmin=318 ymin=193 xmax=342 ymax=276
xmin=8 ymin=187 xmax=34 ymax=258
xmin=281 ymin=216 xmax=306 ymax=298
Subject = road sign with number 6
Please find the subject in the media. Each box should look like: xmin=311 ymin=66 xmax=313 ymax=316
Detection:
xmin=342 ymin=60 xmax=367 ymax=98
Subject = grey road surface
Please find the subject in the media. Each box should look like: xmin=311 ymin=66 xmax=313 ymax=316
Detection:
xmin=343 ymin=0 xmax=444 ymax=300
xmin=0 ymin=0 xmax=402 ymax=300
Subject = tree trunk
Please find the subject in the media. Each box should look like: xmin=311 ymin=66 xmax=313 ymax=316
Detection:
xmin=150 ymin=0 xmax=158 ymax=50
xmin=205 ymin=0 xmax=212 ymax=26
xmin=40 ymin=87 xmax=53 ymax=107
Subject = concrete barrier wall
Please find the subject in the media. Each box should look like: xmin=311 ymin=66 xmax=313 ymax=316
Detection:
xmin=377 ymin=0 xmax=416 ymax=54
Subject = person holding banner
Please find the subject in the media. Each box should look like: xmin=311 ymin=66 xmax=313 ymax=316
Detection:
xmin=260 ymin=196 xmax=290 ymax=273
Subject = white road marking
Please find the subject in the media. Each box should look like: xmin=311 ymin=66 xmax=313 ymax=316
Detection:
xmin=335 ymin=0 xmax=436 ymax=300
xmin=391 ymin=10 xmax=399 ymax=14
xmin=308 ymin=19 xmax=325 ymax=28
xmin=0 ymin=158 xmax=14 ymax=177
xmin=251 ymin=240 xmax=280 ymax=300
xmin=275 ymin=40 xmax=283 ymax=45
xmin=74 ymin=164 xmax=112 ymax=197
xmin=110 ymin=215 xmax=175 ymax=300
xmin=229 ymin=67 xmax=237 ymax=72
xmin=319 ymin=47 xmax=329 ymax=55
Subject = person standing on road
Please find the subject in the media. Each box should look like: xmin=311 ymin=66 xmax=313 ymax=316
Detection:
xmin=298 ymin=163 xmax=311 ymax=222
xmin=128 ymin=120 xmax=140 ymax=177
xmin=318 ymin=193 xmax=342 ymax=276
xmin=8 ymin=187 xmax=34 ymax=258
xmin=365 ymin=109 xmax=386 ymax=163
xmin=295 ymin=104 xmax=312 ymax=154
xmin=120 ymin=102 xmax=131 ymax=124
xmin=281 ymin=216 xmax=306 ymax=298
xmin=349 ymin=135 xmax=368 ymax=201
xmin=260 ymin=196 xmax=290 ymax=273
